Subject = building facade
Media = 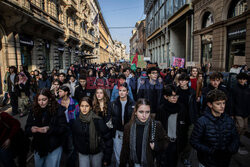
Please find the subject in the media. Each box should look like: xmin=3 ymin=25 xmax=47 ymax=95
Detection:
xmin=98 ymin=12 xmax=114 ymax=63
xmin=130 ymin=20 xmax=146 ymax=58
xmin=193 ymin=0 xmax=250 ymax=71
xmin=113 ymin=40 xmax=127 ymax=61
xmin=0 ymin=0 xmax=114 ymax=93
xmin=144 ymin=0 xmax=193 ymax=66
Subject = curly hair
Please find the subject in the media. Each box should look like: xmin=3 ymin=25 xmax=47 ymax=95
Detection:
xmin=32 ymin=88 xmax=59 ymax=118
xmin=93 ymin=88 xmax=110 ymax=117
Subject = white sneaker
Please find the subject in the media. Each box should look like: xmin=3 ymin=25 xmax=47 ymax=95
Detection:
xmin=238 ymin=147 xmax=249 ymax=155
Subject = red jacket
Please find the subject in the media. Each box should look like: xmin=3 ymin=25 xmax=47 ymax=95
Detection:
xmin=0 ymin=112 xmax=21 ymax=145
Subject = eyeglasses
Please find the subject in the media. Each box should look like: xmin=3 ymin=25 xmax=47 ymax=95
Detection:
xmin=151 ymin=72 xmax=158 ymax=75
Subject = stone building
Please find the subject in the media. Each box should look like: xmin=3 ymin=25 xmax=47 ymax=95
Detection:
xmin=98 ymin=12 xmax=114 ymax=63
xmin=130 ymin=20 xmax=146 ymax=58
xmin=144 ymin=0 xmax=193 ymax=66
xmin=0 ymin=0 xmax=105 ymax=93
xmin=113 ymin=40 xmax=127 ymax=61
xmin=193 ymin=0 xmax=250 ymax=71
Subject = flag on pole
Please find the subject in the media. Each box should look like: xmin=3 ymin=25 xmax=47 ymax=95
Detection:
xmin=132 ymin=52 xmax=138 ymax=66
xmin=92 ymin=13 xmax=99 ymax=25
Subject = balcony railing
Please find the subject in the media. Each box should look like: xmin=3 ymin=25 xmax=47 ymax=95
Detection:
xmin=65 ymin=0 xmax=77 ymax=12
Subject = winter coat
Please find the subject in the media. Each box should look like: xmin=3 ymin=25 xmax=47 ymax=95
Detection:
xmin=129 ymin=76 xmax=137 ymax=91
xmin=108 ymin=97 xmax=135 ymax=135
xmin=177 ymin=87 xmax=199 ymax=124
xmin=38 ymin=79 xmax=51 ymax=90
xmin=156 ymin=99 xmax=189 ymax=153
xmin=0 ymin=112 xmax=21 ymax=146
xmin=110 ymin=85 xmax=134 ymax=102
xmin=70 ymin=116 xmax=113 ymax=164
xmin=74 ymin=85 xmax=94 ymax=103
xmin=16 ymin=81 xmax=30 ymax=97
xmin=7 ymin=73 xmax=18 ymax=93
xmin=190 ymin=111 xmax=240 ymax=167
xmin=231 ymin=83 xmax=250 ymax=118
xmin=119 ymin=120 xmax=168 ymax=167
xmin=137 ymin=79 xmax=163 ymax=114
xmin=25 ymin=105 xmax=67 ymax=157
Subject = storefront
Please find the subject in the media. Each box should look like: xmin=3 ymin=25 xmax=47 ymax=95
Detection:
xmin=58 ymin=45 xmax=64 ymax=69
xmin=226 ymin=23 xmax=246 ymax=71
xmin=45 ymin=41 xmax=51 ymax=71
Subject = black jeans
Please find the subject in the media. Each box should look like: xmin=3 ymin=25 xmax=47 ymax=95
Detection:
xmin=158 ymin=141 xmax=178 ymax=167
xmin=9 ymin=92 xmax=18 ymax=115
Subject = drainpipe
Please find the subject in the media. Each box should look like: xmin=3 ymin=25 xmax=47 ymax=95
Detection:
xmin=13 ymin=32 xmax=18 ymax=67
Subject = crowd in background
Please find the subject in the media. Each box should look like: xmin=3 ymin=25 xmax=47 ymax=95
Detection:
xmin=0 ymin=61 xmax=250 ymax=167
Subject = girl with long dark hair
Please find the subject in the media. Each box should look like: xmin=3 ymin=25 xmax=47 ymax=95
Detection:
xmin=25 ymin=88 xmax=67 ymax=167
xmin=71 ymin=97 xmax=113 ymax=167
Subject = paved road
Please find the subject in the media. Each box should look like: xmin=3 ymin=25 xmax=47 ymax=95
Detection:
xmin=1 ymin=104 xmax=250 ymax=167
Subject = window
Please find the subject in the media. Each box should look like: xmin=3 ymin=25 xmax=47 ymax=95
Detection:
xmin=89 ymin=28 xmax=95 ymax=36
xmin=166 ymin=0 xmax=170 ymax=19
xmin=48 ymin=0 xmax=57 ymax=18
xmin=202 ymin=12 xmax=214 ymax=28
xmin=160 ymin=6 xmax=165 ymax=26
xmin=228 ymin=0 xmax=247 ymax=18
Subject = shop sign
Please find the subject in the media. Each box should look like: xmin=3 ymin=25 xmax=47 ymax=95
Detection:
xmin=20 ymin=38 xmax=34 ymax=46
xmin=58 ymin=47 xmax=64 ymax=51
xmin=228 ymin=22 xmax=246 ymax=39
xmin=228 ymin=29 xmax=246 ymax=38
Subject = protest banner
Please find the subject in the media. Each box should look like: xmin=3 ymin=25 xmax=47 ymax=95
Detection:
xmin=172 ymin=57 xmax=185 ymax=68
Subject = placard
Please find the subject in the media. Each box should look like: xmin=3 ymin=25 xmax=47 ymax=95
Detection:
xmin=172 ymin=57 xmax=185 ymax=68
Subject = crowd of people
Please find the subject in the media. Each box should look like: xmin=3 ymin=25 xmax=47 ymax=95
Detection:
xmin=0 ymin=62 xmax=250 ymax=167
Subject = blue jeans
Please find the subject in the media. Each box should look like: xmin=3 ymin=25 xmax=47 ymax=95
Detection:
xmin=78 ymin=152 xmax=103 ymax=167
xmin=34 ymin=147 xmax=62 ymax=167
xmin=0 ymin=147 xmax=16 ymax=167
xmin=113 ymin=130 xmax=123 ymax=167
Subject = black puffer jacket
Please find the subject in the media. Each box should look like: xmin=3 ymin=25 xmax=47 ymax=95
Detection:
xmin=190 ymin=111 xmax=239 ymax=167
xmin=25 ymin=105 xmax=67 ymax=157
xmin=137 ymin=79 xmax=163 ymax=114
xmin=109 ymin=97 xmax=135 ymax=135
xmin=70 ymin=116 xmax=113 ymax=165
xmin=155 ymin=99 xmax=189 ymax=153
xmin=231 ymin=83 xmax=250 ymax=118
xmin=177 ymin=86 xmax=199 ymax=124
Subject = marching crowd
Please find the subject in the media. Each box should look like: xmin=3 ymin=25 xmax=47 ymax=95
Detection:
xmin=0 ymin=62 xmax=250 ymax=167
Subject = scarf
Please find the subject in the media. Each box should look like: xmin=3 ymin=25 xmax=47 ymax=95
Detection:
xmin=164 ymin=100 xmax=180 ymax=114
xmin=18 ymin=72 xmax=28 ymax=85
xmin=79 ymin=111 xmax=101 ymax=153
xmin=130 ymin=117 xmax=150 ymax=166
